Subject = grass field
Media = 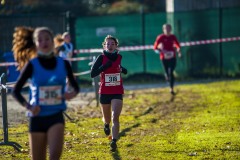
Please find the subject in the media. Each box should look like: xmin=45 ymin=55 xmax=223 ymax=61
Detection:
xmin=0 ymin=79 xmax=240 ymax=159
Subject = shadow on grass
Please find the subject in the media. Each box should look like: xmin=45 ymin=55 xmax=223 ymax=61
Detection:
xmin=111 ymin=150 xmax=122 ymax=160
xmin=134 ymin=93 xmax=176 ymax=119
xmin=119 ymin=123 xmax=140 ymax=138
xmin=110 ymin=92 xmax=177 ymax=159
xmin=111 ymin=123 xmax=140 ymax=160
xmin=134 ymin=107 xmax=154 ymax=119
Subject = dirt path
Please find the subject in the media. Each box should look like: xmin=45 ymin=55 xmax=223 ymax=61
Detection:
xmin=0 ymin=91 xmax=97 ymax=127
xmin=0 ymin=83 xmax=168 ymax=127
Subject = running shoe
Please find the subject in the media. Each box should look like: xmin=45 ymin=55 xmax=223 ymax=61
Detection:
xmin=110 ymin=140 xmax=117 ymax=152
xmin=104 ymin=124 xmax=110 ymax=136
xmin=170 ymin=90 xmax=175 ymax=95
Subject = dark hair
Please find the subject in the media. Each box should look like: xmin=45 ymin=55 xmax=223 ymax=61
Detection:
xmin=162 ymin=23 xmax=172 ymax=30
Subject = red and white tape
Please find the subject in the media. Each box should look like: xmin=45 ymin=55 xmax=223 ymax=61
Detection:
xmin=180 ymin=36 xmax=240 ymax=47
xmin=0 ymin=57 xmax=92 ymax=67
xmin=67 ymin=57 xmax=92 ymax=61
xmin=1 ymin=36 xmax=239 ymax=67
xmin=0 ymin=62 xmax=17 ymax=67
xmin=74 ymin=36 xmax=240 ymax=53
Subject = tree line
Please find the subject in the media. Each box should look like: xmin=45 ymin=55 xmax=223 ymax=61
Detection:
xmin=0 ymin=0 xmax=165 ymax=16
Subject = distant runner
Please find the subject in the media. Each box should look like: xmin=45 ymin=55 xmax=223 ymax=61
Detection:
xmin=153 ymin=23 xmax=181 ymax=95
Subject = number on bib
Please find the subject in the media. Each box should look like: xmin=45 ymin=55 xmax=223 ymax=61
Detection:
xmin=105 ymin=73 xmax=121 ymax=86
xmin=164 ymin=51 xmax=174 ymax=59
xmin=39 ymin=86 xmax=62 ymax=105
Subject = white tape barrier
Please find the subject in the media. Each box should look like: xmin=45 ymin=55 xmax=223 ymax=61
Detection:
xmin=180 ymin=36 xmax=240 ymax=47
xmin=74 ymin=36 xmax=240 ymax=53
xmin=5 ymin=81 xmax=29 ymax=88
xmin=0 ymin=57 xmax=92 ymax=67
xmin=68 ymin=57 xmax=92 ymax=61
xmin=0 ymin=62 xmax=17 ymax=67
xmin=1 ymin=36 xmax=239 ymax=67
xmin=0 ymin=56 xmax=93 ymax=83
xmin=74 ymin=70 xmax=91 ymax=76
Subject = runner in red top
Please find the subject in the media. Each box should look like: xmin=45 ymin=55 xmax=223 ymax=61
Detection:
xmin=90 ymin=35 xmax=127 ymax=152
xmin=99 ymin=54 xmax=124 ymax=94
xmin=153 ymin=24 xmax=181 ymax=95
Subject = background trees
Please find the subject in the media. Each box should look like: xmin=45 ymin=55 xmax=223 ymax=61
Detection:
xmin=0 ymin=0 xmax=165 ymax=15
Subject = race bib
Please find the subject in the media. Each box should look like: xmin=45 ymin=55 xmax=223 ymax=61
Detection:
xmin=164 ymin=51 xmax=174 ymax=59
xmin=105 ymin=73 xmax=121 ymax=86
xmin=39 ymin=86 xmax=62 ymax=105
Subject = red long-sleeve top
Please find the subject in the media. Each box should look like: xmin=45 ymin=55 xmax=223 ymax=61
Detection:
xmin=153 ymin=34 xmax=180 ymax=60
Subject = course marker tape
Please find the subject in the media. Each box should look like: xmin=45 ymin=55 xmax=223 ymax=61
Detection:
xmin=1 ymin=36 xmax=239 ymax=66
xmin=0 ymin=57 xmax=92 ymax=67
xmin=74 ymin=36 xmax=240 ymax=53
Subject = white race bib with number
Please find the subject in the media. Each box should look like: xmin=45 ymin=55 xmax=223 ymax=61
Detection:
xmin=164 ymin=51 xmax=174 ymax=59
xmin=105 ymin=73 xmax=121 ymax=86
xmin=39 ymin=86 xmax=62 ymax=105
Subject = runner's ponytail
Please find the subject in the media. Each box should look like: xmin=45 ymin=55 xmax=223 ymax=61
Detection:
xmin=12 ymin=26 xmax=37 ymax=70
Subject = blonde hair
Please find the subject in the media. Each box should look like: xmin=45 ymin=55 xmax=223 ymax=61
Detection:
xmin=62 ymin=32 xmax=70 ymax=39
xmin=54 ymin=34 xmax=64 ymax=46
xmin=33 ymin=27 xmax=54 ymax=43
xmin=54 ymin=34 xmax=64 ymax=56
xmin=12 ymin=26 xmax=54 ymax=70
xmin=102 ymin=35 xmax=119 ymax=48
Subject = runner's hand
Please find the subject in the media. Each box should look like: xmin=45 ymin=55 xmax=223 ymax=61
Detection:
xmin=154 ymin=50 xmax=160 ymax=54
xmin=178 ymin=51 xmax=182 ymax=58
xmin=64 ymin=91 xmax=77 ymax=100
xmin=29 ymin=106 xmax=41 ymax=116
xmin=102 ymin=60 xmax=112 ymax=70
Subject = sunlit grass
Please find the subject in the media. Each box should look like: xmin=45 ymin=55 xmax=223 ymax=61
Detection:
xmin=0 ymin=79 xmax=240 ymax=159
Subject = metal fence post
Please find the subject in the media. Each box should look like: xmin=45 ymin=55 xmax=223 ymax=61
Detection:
xmin=93 ymin=76 xmax=100 ymax=107
xmin=90 ymin=56 xmax=99 ymax=107
xmin=0 ymin=73 xmax=22 ymax=151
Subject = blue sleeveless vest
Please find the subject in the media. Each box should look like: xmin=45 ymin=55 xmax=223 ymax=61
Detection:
xmin=59 ymin=42 xmax=73 ymax=59
xmin=29 ymin=57 xmax=67 ymax=116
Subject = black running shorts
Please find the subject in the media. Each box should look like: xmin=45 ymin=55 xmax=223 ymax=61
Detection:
xmin=29 ymin=111 xmax=65 ymax=132
xmin=100 ymin=94 xmax=123 ymax=104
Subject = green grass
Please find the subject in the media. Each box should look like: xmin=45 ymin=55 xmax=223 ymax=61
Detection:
xmin=1 ymin=79 xmax=240 ymax=159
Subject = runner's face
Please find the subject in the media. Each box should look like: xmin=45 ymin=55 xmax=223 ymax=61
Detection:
xmin=105 ymin=39 xmax=117 ymax=53
xmin=163 ymin=25 xmax=171 ymax=35
xmin=35 ymin=31 xmax=54 ymax=54
xmin=64 ymin=34 xmax=71 ymax=43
